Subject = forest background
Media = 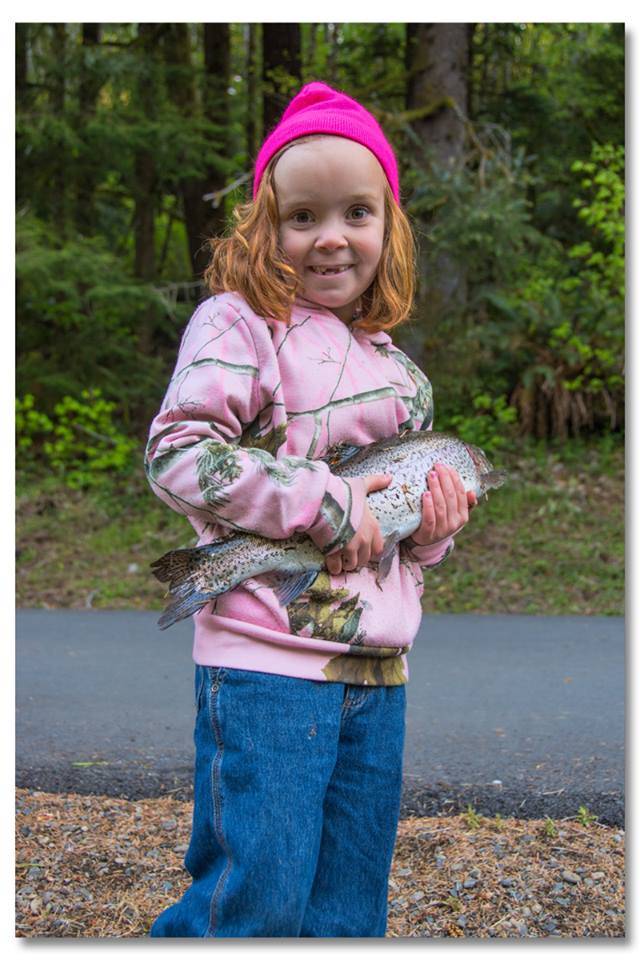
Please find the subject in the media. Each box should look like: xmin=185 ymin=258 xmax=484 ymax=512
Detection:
xmin=15 ymin=22 xmax=625 ymax=616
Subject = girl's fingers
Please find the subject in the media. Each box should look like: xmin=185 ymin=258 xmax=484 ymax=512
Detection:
xmin=341 ymin=546 xmax=359 ymax=570
xmin=428 ymin=468 xmax=448 ymax=531
xmin=372 ymin=528 xmax=385 ymax=559
xmin=452 ymin=468 xmax=468 ymax=515
xmin=420 ymin=491 xmax=437 ymax=541
xmin=436 ymin=465 xmax=456 ymax=525
xmin=433 ymin=464 xmax=465 ymax=534
xmin=332 ymin=465 xmax=475 ymax=567
xmin=453 ymin=471 xmax=469 ymax=524
xmin=356 ymin=541 xmax=370 ymax=568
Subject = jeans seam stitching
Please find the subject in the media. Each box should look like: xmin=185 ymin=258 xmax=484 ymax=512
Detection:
xmin=205 ymin=670 xmax=232 ymax=937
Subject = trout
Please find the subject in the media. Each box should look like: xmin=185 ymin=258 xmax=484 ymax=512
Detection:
xmin=151 ymin=430 xmax=507 ymax=629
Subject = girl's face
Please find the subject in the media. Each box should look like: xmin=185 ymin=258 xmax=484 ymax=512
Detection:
xmin=274 ymin=137 xmax=386 ymax=324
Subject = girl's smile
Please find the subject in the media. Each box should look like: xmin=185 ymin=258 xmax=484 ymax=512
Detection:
xmin=274 ymin=136 xmax=386 ymax=324
xmin=308 ymin=264 xmax=354 ymax=275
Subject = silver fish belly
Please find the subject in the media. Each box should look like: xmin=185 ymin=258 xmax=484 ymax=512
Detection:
xmin=150 ymin=430 xmax=506 ymax=629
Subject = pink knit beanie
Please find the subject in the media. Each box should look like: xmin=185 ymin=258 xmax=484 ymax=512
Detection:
xmin=253 ymin=82 xmax=400 ymax=203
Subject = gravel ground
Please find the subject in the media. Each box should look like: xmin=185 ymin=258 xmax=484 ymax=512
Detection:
xmin=16 ymin=788 xmax=625 ymax=939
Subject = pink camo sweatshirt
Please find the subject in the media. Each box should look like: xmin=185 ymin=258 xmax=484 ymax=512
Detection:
xmin=144 ymin=291 xmax=454 ymax=685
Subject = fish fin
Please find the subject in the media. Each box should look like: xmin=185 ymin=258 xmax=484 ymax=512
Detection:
xmin=480 ymin=469 xmax=508 ymax=494
xmin=375 ymin=533 xmax=402 ymax=584
xmin=318 ymin=441 xmax=364 ymax=468
xmin=157 ymin=585 xmax=212 ymax=630
xmin=150 ymin=542 xmax=231 ymax=629
xmin=273 ymin=570 xmax=320 ymax=606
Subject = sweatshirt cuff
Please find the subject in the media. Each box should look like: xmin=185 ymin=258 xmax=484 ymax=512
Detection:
xmin=306 ymin=474 xmax=367 ymax=554
xmin=404 ymin=534 xmax=455 ymax=568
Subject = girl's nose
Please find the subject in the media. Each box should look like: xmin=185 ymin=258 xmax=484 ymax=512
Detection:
xmin=314 ymin=225 xmax=348 ymax=251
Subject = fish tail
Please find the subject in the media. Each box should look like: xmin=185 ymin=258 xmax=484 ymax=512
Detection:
xmin=150 ymin=549 xmax=196 ymax=589
xmin=150 ymin=540 xmax=236 ymax=630
xmin=156 ymin=584 xmax=212 ymax=630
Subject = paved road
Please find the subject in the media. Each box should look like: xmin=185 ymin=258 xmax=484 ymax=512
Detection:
xmin=16 ymin=610 xmax=625 ymax=825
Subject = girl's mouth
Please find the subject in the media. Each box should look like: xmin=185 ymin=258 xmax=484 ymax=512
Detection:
xmin=308 ymin=265 xmax=353 ymax=275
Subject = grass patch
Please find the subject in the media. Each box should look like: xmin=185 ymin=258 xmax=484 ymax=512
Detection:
xmin=16 ymin=436 xmax=624 ymax=616
xmin=425 ymin=436 xmax=624 ymax=616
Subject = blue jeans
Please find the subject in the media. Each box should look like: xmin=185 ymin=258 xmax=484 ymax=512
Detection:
xmin=149 ymin=665 xmax=406 ymax=938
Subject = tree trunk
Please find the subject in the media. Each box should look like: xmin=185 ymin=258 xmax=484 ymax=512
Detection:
xmin=162 ymin=23 xmax=231 ymax=281
xmin=134 ymin=23 xmax=160 ymax=354
xmin=406 ymin=23 xmax=470 ymax=170
xmin=246 ymin=23 xmax=259 ymax=161
xmin=75 ymin=24 xmax=102 ymax=235
xmin=16 ymin=23 xmax=29 ymax=111
xmin=198 ymin=23 xmax=231 ymax=275
xmin=405 ymin=23 xmax=471 ymax=347
xmin=326 ymin=23 xmax=338 ymax=84
xmin=49 ymin=23 xmax=68 ymax=239
xmin=306 ymin=23 xmax=318 ymax=79
xmin=16 ymin=23 xmax=31 ymax=210
xmin=262 ymin=23 xmax=302 ymax=134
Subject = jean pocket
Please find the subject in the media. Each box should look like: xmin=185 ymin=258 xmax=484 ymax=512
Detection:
xmin=194 ymin=665 xmax=206 ymax=711
xmin=195 ymin=665 xmax=227 ymax=712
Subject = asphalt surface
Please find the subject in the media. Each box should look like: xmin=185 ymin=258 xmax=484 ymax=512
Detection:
xmin=16 ymin=610 xmax=625 ymax=826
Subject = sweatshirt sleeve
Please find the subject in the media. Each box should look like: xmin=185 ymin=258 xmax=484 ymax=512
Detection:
xmin=403 ymin=535 xmax=455 ymax=569
xmin=144 ymin=297 xmax=366 ymax=554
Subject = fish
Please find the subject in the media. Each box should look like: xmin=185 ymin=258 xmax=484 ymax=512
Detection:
xmin=150 ymin=429 xmax=507 ymax=629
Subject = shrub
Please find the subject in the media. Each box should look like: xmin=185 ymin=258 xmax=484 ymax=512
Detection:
xmin=16 ymin=389 xmax=139 ymax=489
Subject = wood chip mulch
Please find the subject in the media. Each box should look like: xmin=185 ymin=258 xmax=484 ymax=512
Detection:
xmin=15 ymin=788 xmax=625 ymax=939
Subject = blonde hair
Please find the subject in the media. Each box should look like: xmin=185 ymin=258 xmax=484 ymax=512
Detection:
xmin=203 ymin=136 xmax=416 ymax=334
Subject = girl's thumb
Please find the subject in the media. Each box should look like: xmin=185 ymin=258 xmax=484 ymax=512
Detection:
xmin=364 ymin=473 xmax=393 ymax=493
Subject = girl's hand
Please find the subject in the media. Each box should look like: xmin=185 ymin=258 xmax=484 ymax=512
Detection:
xmin=409 ymin=462 xmax=477 ymax=547
xmin=325 ymin=474 xmax=392 ymax=575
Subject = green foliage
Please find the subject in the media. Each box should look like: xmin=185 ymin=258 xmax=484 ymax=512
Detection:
xmin=404 ymin=132 xmax=539 ymax=291
xmin=487 ymin=144 xmax=624 ymax=439
xmin=16 ymin=211 xmax=181 ymax=425
xmin=396 ymin=24 xmax=624 ymax=441
xmin=409 ymin=135 xmax=624 ymax=440
xmin=15 ymin=22 xmax=624 ymax=458
xmin=570 ymin=143 xmax=624 ymax=300
xmin=16 ymin=389 xmax=139 ymax=489
xmin=576 ymin=805 xmax=598 ymax=827
xmin=462 ymin=803 xmax=482 ymax=829
xmin=445 ymin=394 xmax=517 ymax=456
xmin=16 ymin=393 xmax=54 ymax=450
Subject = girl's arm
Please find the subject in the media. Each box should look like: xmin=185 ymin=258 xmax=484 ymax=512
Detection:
xmin=144 ymin=297 xmax=366 ymax=554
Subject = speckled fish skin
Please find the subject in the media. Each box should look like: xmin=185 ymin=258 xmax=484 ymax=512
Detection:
xmin=151 ymin=430 xmax=506 ymax=629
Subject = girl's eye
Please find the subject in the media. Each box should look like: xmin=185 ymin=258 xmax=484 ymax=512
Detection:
xmin=349 ymin=206 xmax=369 ymax=220
xmin=292 ymin=211 xmax=313 ymax=224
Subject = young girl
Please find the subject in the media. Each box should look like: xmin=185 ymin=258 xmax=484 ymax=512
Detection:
xmin=145 ymin=81 xmax=476 ymax=938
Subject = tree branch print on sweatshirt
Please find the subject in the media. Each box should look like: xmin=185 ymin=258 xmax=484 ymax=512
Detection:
xmin=287 ymin=386 xmax=399 ymax=459
xmin=373 ymin=342 xmax=434 ymax=430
